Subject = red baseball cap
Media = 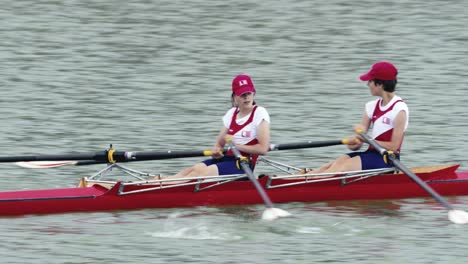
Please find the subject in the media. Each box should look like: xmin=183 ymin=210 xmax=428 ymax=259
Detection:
xmin=232 ymin=74 xmax=256 ymax=96
xmin=359 ymin=62 xmax=398 ymax=81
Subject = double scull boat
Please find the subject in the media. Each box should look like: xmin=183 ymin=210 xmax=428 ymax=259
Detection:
xmin=1 ymin=138 xmax=468 ymax=223
xmin=1 ymin=158 xmax=468 ymax=217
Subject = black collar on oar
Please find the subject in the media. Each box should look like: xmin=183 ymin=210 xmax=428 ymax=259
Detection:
xmin=226 ymin=138 xmax=291 ymax=221
xmin=356 ymin=129 xmax=468 ymax=224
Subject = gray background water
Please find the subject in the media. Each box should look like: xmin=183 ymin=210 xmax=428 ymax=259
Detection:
xmin=1 ymin=0 xmax=468 ymax=263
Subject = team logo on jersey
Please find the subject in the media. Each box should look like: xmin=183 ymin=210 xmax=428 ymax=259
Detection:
xmin=382 ymin=117 xmax=391 ymax=124
xmin=241 ymin=130 xmax=251 ymax=137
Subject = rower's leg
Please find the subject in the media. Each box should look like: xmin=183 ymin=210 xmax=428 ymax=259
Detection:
xmin=324 ymin=156 xmax=362 ymax=173
xmin=156 ymin=164 xmax=200 ymax=180
xmin=164 ymin=163 xmax=219 ymax=179
xmin=312 ymin=161 xmax=333 ymax=173
xmin=310 ymin=155 xmax=350 ymax=173
xmin=172 ymin=165 xmax=198 ymax=178
xmin=185 ymin=164 xmax=219 ymax=177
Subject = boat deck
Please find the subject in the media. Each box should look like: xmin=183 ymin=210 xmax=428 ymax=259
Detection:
xmin=0 ymin=185 xmax=108 ymax=202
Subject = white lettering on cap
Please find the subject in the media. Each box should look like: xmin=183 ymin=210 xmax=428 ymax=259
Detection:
xmin=239 ymin=80 xmax=248 ymax=86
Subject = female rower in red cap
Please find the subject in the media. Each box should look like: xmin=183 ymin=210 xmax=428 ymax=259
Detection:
xmin=171 ymin=74 xmax=271 ymax=178
xmin=313 ymin=61 xmax=409 ymax=173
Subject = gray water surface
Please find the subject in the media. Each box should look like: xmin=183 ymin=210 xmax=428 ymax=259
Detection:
xmin=1 ymin=0 xmax=468 ymax=263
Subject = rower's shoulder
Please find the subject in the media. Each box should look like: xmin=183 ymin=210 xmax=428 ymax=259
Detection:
xmin=255 ymin=105 xmax=269 ymax=113
xmin=223 ymin=107 xmax=237 ymax=116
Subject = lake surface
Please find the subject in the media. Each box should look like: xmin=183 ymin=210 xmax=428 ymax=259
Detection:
xmin=1 ymin=0 xmax=468 ymax=263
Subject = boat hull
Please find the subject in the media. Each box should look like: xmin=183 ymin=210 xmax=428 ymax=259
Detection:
xmin=1 ymin=164 xmax=468 ymax=216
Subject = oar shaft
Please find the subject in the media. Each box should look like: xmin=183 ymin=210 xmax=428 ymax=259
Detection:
xmin=390 ymin=158 xmax=454 ymax=210
xmin=1 ymin=150 xmax=217 ymax=163
xmin=358 ymin=131 xmax=455 ymax=210
xmin=5 ymin=138 xmax=346 ymax=165
xmin=356 ymin=133 xmax=388 ymax=157
xmin=124 ymin=150 xmax=217 ymax=162
xmin=269 ymin=139 xmax=347 ymax=151
xmin=126 ymin=139 xmax=346 ymax=161
xmin=227 ymin=141 xmax=274 ymax=209
xmin=0 ymin=152 xmax=108 ymax=163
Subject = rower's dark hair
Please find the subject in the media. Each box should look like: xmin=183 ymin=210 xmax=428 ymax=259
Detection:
xmin=231 ymin=93 xmax=256 ymax=107
xmin=374 ymin=79 xmax=398 ymax=92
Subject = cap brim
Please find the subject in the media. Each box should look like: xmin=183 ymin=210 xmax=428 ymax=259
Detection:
xmin=359 ymin=72 xmax=372 ymax=81
xmin=234 ymin=86 xmax=255 ymax=96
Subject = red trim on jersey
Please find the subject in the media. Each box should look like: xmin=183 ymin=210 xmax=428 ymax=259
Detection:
xmin=374 ymin=129 xmax=393 ymax=143
xmin=371 ymin=99 xmax=403 ymax=121
xmin=228 ymin=105 xmax=258 ymax=135
xmin=368 ymin=99 xmax=404 ymax=153
xmin=226 ymin=106 xmax=259 ymax=165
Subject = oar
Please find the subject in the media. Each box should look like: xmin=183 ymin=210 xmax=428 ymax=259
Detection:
xmin=226 ymin=138 xmax=291 ymax=221
xmin=12 ymin=149 xmax=222 ymax=168
xmin=269 ymin=139 xmax=348 ymax=151
xmin=15 ymin=160 xmax=102 ymax=168
xmin=2 ymin=148 xmax=219 ymax=164
xmin=356 ymin=130 xmax=468 ymax=224
xmin=14 ymin=139 xmax=349 ymax=168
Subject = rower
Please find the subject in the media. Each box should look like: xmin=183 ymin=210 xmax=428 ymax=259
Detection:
xmin=312 ymin=61 xmax=409 ymax=173
xmin=163 ymin=74 xmax=270 ymax=179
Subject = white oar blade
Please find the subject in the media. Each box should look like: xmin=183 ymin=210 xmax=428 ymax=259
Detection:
xmin=448 ymin=210 xmax=468 ymax=224
xmin=15 ymin=161 xmax=77 ymax=169
xmin=262 ymin=208 xmax=291 ymax=221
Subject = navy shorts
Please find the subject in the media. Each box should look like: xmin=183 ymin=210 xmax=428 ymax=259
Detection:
xmin=202 ymin=156 xmax=254 ymax=175
xmin=347 ymin=150 xmax=399 ymax=170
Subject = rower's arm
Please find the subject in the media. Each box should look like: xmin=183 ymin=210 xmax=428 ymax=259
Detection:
xmin=212 ymin=127 xmax=229 ymax=157
xmin=348 ymin=112 xmax=371 ymax=150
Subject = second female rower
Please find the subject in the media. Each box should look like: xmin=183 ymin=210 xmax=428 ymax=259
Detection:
xmin=171 ymin=74 xmax=270 ymax=178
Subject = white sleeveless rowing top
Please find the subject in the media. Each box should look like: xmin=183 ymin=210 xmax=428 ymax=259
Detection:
xmin=365 ymin=95 xmax=409 ymax=152
xmin=222 ymin=105 xmax=270 ymax=145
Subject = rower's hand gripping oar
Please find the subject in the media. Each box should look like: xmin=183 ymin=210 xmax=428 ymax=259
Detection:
xmin=356 ymin=129 xmax=468 ymax=224
xmin=13 ymin=139 xmax=349 ymax=168
xmin=226 ymin=138 xmax=291 ymax=221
